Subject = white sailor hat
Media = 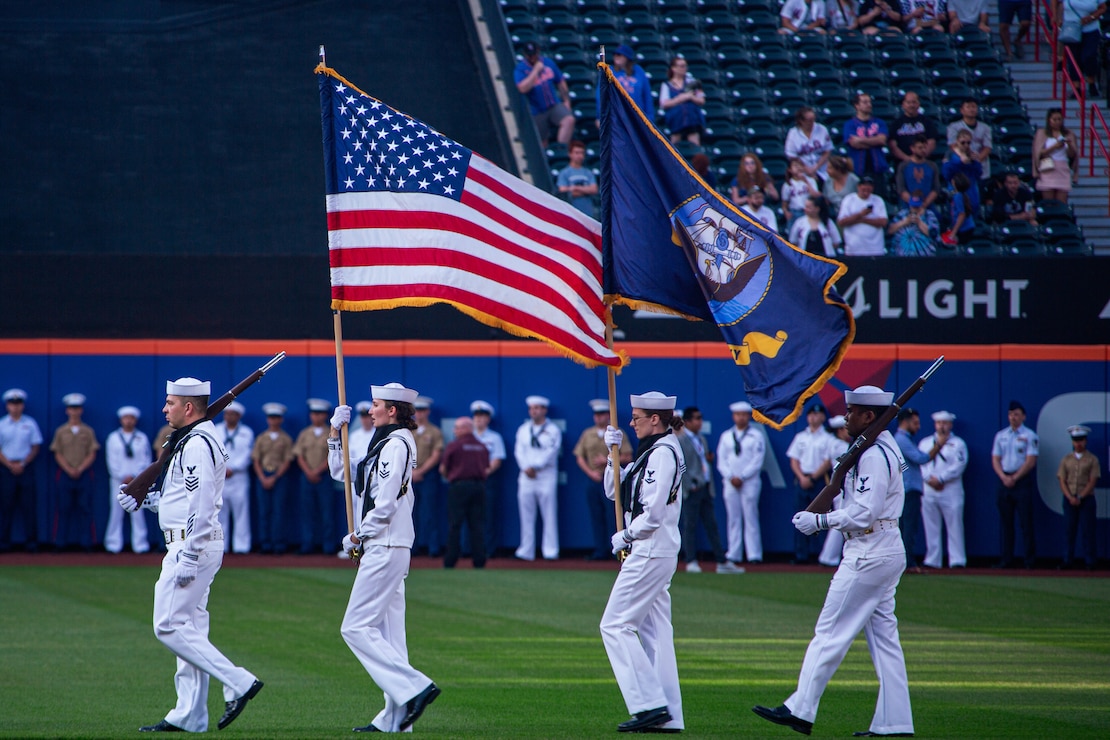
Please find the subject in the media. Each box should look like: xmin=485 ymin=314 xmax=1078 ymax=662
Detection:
xmin=117 ymin=405 xmax=141 ymax=419
xmin=372 ymin=383 xmax=418 ymax=404
xmin=355 ymin=400 xmax=373 ymax=414
xmin=166 ymin=377 xmax=211 ymax=397
xmin=307 ymin=398 xmax=332 ymax=413
xmin=413 ymin=396 xmax=433 ymax=410
xmin=729 ymin=401 xmax=753 ymax=414
xmin=262 ymin=402 xmax=287 ymax=417
xmin=844 ymin=385 xmax=893 ymax=406
xmin=931 ymin=410 xmax=957 ymax=422
xmin=224 ymin=401 xmax=245 ymax=416
xmin=525 ymin=395 xmax=550 ymax=408
xmin=589 ymin=399 xmax=609 ymax=414
xmin=470 ymin=400 xmax=494 ymax=417
xmin=828 ymin=414 xmax=847 ymax=429
xmin=1068 ymin=425 xmax=1091 ymax=439
xmin=630 ymin=391 xmax=677 ymax=411
xmin=62 ymin=392 xmax=87 ymax=407
xmin=3 ymin=388 xmax=27 ymax=403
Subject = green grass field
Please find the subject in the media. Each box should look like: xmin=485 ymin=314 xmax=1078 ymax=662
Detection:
xmin=1 ymin=564 xmax=1107 ymax=738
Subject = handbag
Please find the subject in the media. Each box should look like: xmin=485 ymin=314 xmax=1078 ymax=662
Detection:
xmin=1060 ymin=1 xmax=1082 ymax=43
xmin=1038 ymin=156 xmax=1056 ymax=173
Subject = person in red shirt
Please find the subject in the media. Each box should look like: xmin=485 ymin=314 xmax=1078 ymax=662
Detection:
xmin=440 ymin=417 xmax=490 ymax=569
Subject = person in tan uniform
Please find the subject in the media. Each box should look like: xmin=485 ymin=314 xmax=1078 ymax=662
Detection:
xmin=252 ymin=403 xmax=294 ymax=554
xmin=1058 ymin=425 xmax=1100 ymax=570
xmin=412 ymin=397 xmax=444 ymax=557
xmin=294 ymin=398 xmax=335 ymax=555
xmin=573 ymin=399 xmax=632 ymax=561
xmin=51 ymin=393 xmax=100 ymax=550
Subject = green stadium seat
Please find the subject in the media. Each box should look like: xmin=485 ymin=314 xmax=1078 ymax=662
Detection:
xmin=1034 ymin=199 xmax=1075 ymax=224
xmin=1045 ymin=236 xmax=1092 ymax=255
xmin=540 ymin=9 xmax=581 ymax=31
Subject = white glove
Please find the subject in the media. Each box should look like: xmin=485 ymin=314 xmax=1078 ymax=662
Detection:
xmin=117 ymin=486 xmax=139 ymax=513
xmin=342 ymin=533 xmax=361 ymax=555
xmin=792 ymin=511 xmax=828 ymax=536
xmin=173 ymin=551 xmax=198 ymax=587
xmin=330 ymin=405 xmax=352 ymax=430
xmin=603 ymin=425 xmax=623 ymax=448
xmin=611 ymin=529 xmax=633 ymax=555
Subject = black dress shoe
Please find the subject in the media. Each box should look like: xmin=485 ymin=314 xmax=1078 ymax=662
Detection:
xmin=853 ymin=732 xmax=914 ymax=737
xmin=618 ymin=707 xmax=672 ymax=732
xmin=352 ymin=723 xmax=382 ymax=732
xmin=752 ymin=704 xmax=812 ymax=735
xmin=399 ymin=683 xmax=440 ymax=730
xmin=218 ymin=679 xmax=264 ymax=730
xmin=139 ymin=720 xmax=184 ymax=732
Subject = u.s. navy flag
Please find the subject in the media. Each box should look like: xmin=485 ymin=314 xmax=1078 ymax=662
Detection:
xmin=598 ymin=63 xmax=854 ymax=429
xmin=318 ymin=65 xmax=623 ymax=369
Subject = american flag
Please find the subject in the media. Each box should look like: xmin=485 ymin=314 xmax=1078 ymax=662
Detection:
xmin=318 ymin=67 xmax=622 ymax=369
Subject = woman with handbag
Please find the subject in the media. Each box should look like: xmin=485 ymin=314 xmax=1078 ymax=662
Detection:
xmin=1033 ymin=108 xmax=1079 ymax=203
xmin=1058 ymin=0 xmax=1106 ymax=97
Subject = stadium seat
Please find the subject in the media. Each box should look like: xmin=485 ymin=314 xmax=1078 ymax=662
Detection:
xmin=576 ymin=0 xmax=613 ymax=11
xmin=1000 ymin=238 xmax=1046 ymax=256
xmin=1041 ymin=221 xmax=1084 ymax=244
xmin=537 ymin=0 xmax=575 ymax=7
xmin=621 ymin=10 xmax=658 ymax=32
xmin=540 ymin=9 xmax=581 ymax=31
xmin=661 ymin=11 xmax=700 ymax=32
xmin=951 ymin=27 xmax=990 ymax=48
xmin=547 ymin=29 xmax=587 ymax=52
xmin=996 ymin=220 xmax=1039 ymax=242
xmin=887 ymin=65 xmax=927 ymax=87
xmin=711 ymin=137 xmax=746 ymax=160
xmin=754 ymin=46 xmax=796 ymax=68
xmin=716 ymin=46 xmax=754 ymax=71
xmin=970 ymin=63 xmax=1013 ymax=87
xmin=959 ymin=240 xmax=1003 ymax=257
xmin=796 ymin=48 xmax=837 ymax=70
xmin=819 ymin=98 xmax=856 ymax=122
xmin=959 ymin=42 xmax=1001 ymax=67
xmin=737 ymin=10 xmax=781 ymax=32
xmin=877 ymin=46 xmax=917 ymax=68
xmin=1034 ymin=199 xmax=1076 ymax=224
xmin=711 ymin=28 xmax=748 ymax=48
xmin=735 ymin=100 xmax=775 ymax=123
xmin=674 ymin=140 xmax=704 ymax=160
xmin=743 ymin=119 xmax=784 ymax=143
xmin=735 ymin=0 xmax=777 ymax=9
xmin=1045 ymin=236 xmax=1092 ymax=255
xmin=501 ymin=0 xmax=537 ymax=12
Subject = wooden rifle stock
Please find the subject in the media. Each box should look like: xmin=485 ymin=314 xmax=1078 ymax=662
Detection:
xmin=806 ymin=356 xmax=945 ymax=514
xmin=123 ymin=352 xmax=287 ymax=505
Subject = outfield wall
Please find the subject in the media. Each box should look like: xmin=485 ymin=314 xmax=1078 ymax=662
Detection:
xmin=1 ymin=340 xmax=1107 ymax=562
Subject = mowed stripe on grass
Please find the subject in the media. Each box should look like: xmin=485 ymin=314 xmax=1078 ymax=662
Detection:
xmin=1 ymin=567 xmax=1107 ymax=738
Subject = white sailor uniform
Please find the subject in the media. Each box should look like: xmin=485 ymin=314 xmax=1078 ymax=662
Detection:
xmin=214 ymin=421 xmax=255 ymax=554
xmin=715 ymin=424 xmax=765 ymax=562
xmin=513 ymin=419 xmax=562 ymax=560
xmin=918 ymin=432 xmax=968 ymax=568
xmin=104 ymin=426 xmax=151 ymax=553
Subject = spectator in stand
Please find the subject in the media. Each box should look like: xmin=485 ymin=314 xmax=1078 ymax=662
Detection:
xmin=689 ymin=153 xmax=717 ymax=189
xmin=889 ymin=91 xmax=938 ymax=165
xmin=947 ymin=0 xmax=991 ymax=33
xmin=997 ymin=0 xmax=1032 ymax=60
xmin=1033 ymin=108 xmax=1079 ymax=203
xmin=946 ymin=98 xmax=992 ymax=183
xmin=659 ymin=57 xmax=706 ymax=146
xmin=822 ymin=155 xmax=859 ymax=216
xmin=557 ymin=140 xmax=598 ymax=218
xmin=858 ymin=0 xmax=905 ymax=33
xmin=888 ymin=191 xmax=941 ymax=256
xmin=730 ymin=153 xmax=780 ymax=207
xmin=785 ymin=106 xmax=834 ymax=184
xmin=942 ymin=129 xmax=983 ymax=208
xmin=789 ymin=195 xmax=843 ymax=256
xmin=942 ymin=172 xmax=977 ymax=246
xmin=741 ymin=186 xmax=781 ymax=232
xmin=514 ymin=42 xmax=574 ymax=147
xmin=837 ymin=175 xmax=889 ymax=255
xmin=826 ymin=0 xmax=860 ymax=29
xmin=991 ymin=171 xmax=1038 ymax=224
xmin=895 ymin=134 xmax=942 ymax=211
xmin=899 ymin=0 xmax=948 ymax=33
xmin=1058 ymin=0 xmax=1107 ymax=97
xmin=780 ymin=0 xmax=828 ymax=33
xmin=782 ymin=158 xmax=822 ymax=228
xmin=843 ymin=93 xmax=889 ymax=184
xmin=609 ymin=44 xmax=655 ymax=120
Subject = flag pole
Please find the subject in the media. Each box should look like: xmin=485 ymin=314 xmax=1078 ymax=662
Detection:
xmin=605 ymin=307 xmax=626 ymax=563
xmin=333 ymin=309 xmax=355 ymax=535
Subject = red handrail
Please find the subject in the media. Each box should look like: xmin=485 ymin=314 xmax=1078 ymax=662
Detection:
xmin=1060 ymin=46 xmax=1087 ymax=155
xmin=1088 ymin=105 xmax=1110 ymax=215
xmin=1031 ymin=0 xmax=1057 ymax=88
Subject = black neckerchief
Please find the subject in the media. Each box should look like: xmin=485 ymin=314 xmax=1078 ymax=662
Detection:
xmin=622 ymin=431 xmax=669 ymax=514
xmin=530 ymin=421 xmax=548 ymax=449
xmin=355 ymin=424 xmax=402 ymax=498
xmin=154 ymin=419 xmax=204 ymax=492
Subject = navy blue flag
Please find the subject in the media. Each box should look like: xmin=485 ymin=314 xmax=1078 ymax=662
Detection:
xmin=598 ymin=63 xmax=855 ymax=429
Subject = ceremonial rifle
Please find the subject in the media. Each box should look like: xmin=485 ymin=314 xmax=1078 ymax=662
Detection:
xmin=805 ymin=356 xmax=945 ymax=514
xmin=123 ymin=352 xmax=287 ymax=505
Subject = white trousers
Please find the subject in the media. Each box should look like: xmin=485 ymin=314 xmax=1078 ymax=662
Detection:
xmin=217 ymin=473 xmax=251 ymax=553
xmin=515 ymin=475 xmax=559 ymax=560
xmin=921 ymin=491 xmax=965 ymax=567
xmin=600 ymin=553 xmax=684 ymax=730
xmin=105 ymin=476 xmax=149 ymax=553
xmin=785 ymin=544 xmax=913 ymax=735
xmin=818 ymin=529 xmax=844 ymax=567
xmin=341 ymin=545 xmax=431 ymax=733
xmin=722 ymin=477 xmax=762 ymax=562
xmin=154 ymin=544 xmax=257 ymax=732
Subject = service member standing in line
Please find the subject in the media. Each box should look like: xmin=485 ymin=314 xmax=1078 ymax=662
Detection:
xmin=716 ymin=401 xmax=765 ymax=567
xmin=440 ymin=416 xmax=490 ymax=569
xmin=117 ymin=377 xmax=263 ymax=733
xmin=919 ymin=411 xmax=969 ymax=569
xmin=252 ymin=403 xmax=294 ymax=554
xmin=786 ymin=403 xmax=836 ymax=564
xmin=470 ymin=400 xmax=506 ymax=557
xmin=893 ymin=408 xmax=942 ymax=571
xmin=0 ymin=388 xmax=43 ymax=553
xmin=328 ymin=383 xmax=440 ymax=733
xmin=214 ymin=401 xmax=254 ymax=554
xmin=347 ymin=401 xmax=376 ymax=466
xmin=677 ymin=406 xmax=728 ymax=573
xmin=574 ymin=399 xmax=632 ymax=561
xmin=754 ymin=385 xmax=914 ymax=738
xmin=601 ymin=391 xmax=686 ymax=734
xmin=294 ymin=398 xmax=335 ymax=555
xmin=51 ymin=393 xmax=100 ymax=550
xmin=514 ymin=395 xmax=562 ymax=561
xmin=816 ymin=415 xmax=850 ymax=568
xmin=412 ymin=396 xmax=445 ymax=557
xmin=1057 ymin=425 xmax=1100 ymax=570
xmin=104 ymin=405 xmax=152 ymax=554
xmin=991 ymin=400 xmax=1039 ymax=569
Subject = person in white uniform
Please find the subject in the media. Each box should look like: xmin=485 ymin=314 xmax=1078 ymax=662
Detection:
xmin=601 ymin=391 xmax=686 ymax=734
xmin=104 ymin=405 xmax=151 ymax=554
xmin=919 ymin=410 xmax=968 ymax=568
xmin=327 ymin=383 xmax=440 ymax=733
xmin=117 ymin=377 xmax=263 ymax=733
xmin=513 ymin=395 xmax=562 ymax=560
xmin=347 ymin=401 xmax=376 ymax=466
xmin=786 ymin=403 xmax=836 ymax=564
xmin=816 ymin=415 xmax=850 ymax=568
xmin=214 ymin=401 xmax=254 ymax=554
xmin=754 ymin=385 xmax=914 ymax=738
xmin=471 ymin=400 xmax=506 ymax=558
xmin=716 ymin=401 xmax=765 ymax=566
